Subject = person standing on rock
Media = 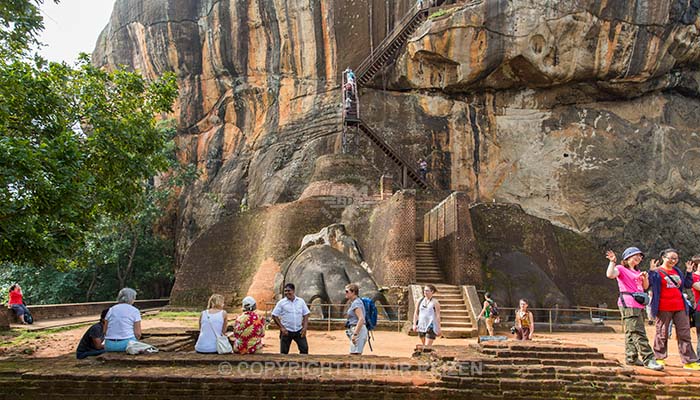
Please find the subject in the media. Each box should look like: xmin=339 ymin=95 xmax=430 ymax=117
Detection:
xmin=648 ymin=248 xmax=700 ymax=370
xmin=477 ymin=292 xmax=497 ymax=336
xmin=412 ymin=284 xmax=441 ymax=350
xmin=513 ymin=299 xmax=534 ymax=341
xmin=605 ymin=247 xmax=663 ymax=370
xmin=271 ymin=283 xmax=310 ymax=354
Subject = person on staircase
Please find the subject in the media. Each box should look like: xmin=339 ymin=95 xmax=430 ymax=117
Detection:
xmin=477 ymin=292 xmax=498 ymax=336
xmin=418 ymin=158 xmax=428 ymax=181
xmin=648 ymin=248 xmax=700 ymax=370
xmin=605 ymin=247 xmax=663 ymax=370
xmin=513 ymin=298 xmax=534 ymax=341
xmin=412 ymin=284 xmax=441 ymax=350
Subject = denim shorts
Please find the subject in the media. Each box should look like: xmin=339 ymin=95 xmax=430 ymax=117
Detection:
xmin=105 ymin=337 xmax=137 ymax=352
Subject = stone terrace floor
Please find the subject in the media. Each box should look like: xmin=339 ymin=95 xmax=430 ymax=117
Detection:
xmin=2 ymin=318 xmax=700 ymax=399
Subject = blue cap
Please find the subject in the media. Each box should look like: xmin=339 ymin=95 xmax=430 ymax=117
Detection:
xmin=622 ymin=247 xmax=644 ymax=260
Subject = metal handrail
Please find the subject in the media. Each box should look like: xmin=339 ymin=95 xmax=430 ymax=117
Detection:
xmin=356 ymin=6 xmax=428 ymax=80
xmin=263 ymin=302 xmax=408 ymax=332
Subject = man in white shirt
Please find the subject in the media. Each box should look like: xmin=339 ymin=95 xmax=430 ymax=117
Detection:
xmin=271 ymin=283 xmax=310 ymax=354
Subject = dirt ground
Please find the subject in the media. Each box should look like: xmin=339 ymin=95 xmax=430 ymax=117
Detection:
xmin=0 ymin=314 xmax=696 ymax=367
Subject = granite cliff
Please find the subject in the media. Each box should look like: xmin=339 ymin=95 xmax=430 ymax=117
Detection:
xmin=94 ymin=0 xmax=700 ymax=306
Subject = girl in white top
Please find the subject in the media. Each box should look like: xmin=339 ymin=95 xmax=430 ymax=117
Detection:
xmin=195 ymin=294 xmax=229 ymax=353
xmin=412 ymin=284 xmax=442 ymax=349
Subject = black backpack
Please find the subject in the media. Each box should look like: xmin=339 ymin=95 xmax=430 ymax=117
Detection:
xmin=23 ymin=302 xmax=34 ymax=324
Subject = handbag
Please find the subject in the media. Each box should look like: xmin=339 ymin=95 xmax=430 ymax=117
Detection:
xmin=125 ymin=340 xmax=159 ymax=355
xmin=659 ymin=269 xmax=694 ymax=311
xmin=205 ymin=311 xmax=232 ymax=354
xmin=620 ymin=291 xmax=650 ymax=306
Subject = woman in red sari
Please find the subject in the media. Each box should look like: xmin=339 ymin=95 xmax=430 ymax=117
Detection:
xmin=232 ymin=296 xmax=265 ymax=354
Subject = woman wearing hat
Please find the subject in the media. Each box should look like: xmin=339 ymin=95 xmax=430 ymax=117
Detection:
xmin=605 ymin=247 xmax=663 ymax=370
xmin=648 ymin=248 xmax=700 ymax=369
xmin=232 ymin=296 xmax=265 ymax=354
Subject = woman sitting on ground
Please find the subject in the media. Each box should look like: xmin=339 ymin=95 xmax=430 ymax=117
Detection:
xmin=104 ymin=288 xmax=142 ymax=352
xmin=76 ymin=309 xmax=109 ymax=359
xmin=513 ymin=298 xmax=534 ymax=340
xmin=232 ymin=296 xmax=264 ymax=354
xmin=7 ymin=284 xmax=30 ymax=324
xmin=194 ymin=294 xmax=229 ymax=354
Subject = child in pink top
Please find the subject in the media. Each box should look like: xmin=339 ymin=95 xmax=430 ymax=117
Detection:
xmin=606 ymin=248 xmax=663 ymax=371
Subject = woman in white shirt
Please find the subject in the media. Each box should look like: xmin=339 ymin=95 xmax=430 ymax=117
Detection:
xmin=104 ymin=288 xmax=142 ymax=352
xmin=195 ymin=294 xmax=229 ymax=353
xmin=412 ymin=284 xmax=442 ymax=350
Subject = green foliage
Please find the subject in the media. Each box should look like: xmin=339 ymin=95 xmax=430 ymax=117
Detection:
xmin=0 ymin=1 xmax=192 ymax=303
xmin=0 ymin=0 xmax=179 ymax=265
xmin=0 ymin=0 xmax=56 ymax=58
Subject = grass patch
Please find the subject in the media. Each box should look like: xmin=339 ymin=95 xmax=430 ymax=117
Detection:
xmin=144 ymin=311 xmax=200 ymax=320
xmin=429 ymin=9 xmax=449 ymax=19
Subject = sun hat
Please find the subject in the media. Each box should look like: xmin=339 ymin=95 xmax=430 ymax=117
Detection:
xmin=622 ymin=247 xmax=644 ymax=260
xmin=242 ymin=296 xmax=256 ymax=311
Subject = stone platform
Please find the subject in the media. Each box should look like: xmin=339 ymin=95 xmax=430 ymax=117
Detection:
xmin=2 ymin=339 xmax=700 ymax=399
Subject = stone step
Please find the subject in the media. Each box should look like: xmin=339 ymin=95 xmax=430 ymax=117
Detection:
xmin=441 ymin=328 xmax=478 ymax=338
xmin=440 ymin=310 xmax=470 ymax=317
xmin=481 ymin=348 xmax=605 ymax=360
xmin=434 ymin=294 xmax=463 ymax=299
xmin=479 ymin=357 xmax=619 ymax=368
xmin=437 ymin=300 xmax=466 ymax=306
xmin=480 ymin=343 xmax=600 ymax=353
xmin=441 ymin=321 xmax=473 ymax=328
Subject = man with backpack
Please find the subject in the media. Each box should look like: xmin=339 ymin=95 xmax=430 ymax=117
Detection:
xmin=344 ymin=283 xmax=372 ymax=355
xmin=477 ymin=292 xmax=499 ymax=336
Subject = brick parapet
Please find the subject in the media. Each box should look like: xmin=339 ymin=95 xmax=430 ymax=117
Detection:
xmin=424 ymin=192 xmax=482 ymax=286
xmin=365 ymin=190 xmax=416 ymax=286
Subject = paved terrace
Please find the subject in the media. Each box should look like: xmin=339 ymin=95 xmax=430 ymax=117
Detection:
xmin=2 ymin=327 xmax=700 ymax=399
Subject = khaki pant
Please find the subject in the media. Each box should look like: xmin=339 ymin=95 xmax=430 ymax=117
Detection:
xmin=620 ymin=306 xmax=654 ymax=364
xmin=485 ymin=317 xmax=494 ymax=336
xmin=654 ymin=310 xmax=697 ymax=364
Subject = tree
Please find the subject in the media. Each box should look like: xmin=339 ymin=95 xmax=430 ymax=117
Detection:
xmin=0 ymin=1 xmax=179 ymax=265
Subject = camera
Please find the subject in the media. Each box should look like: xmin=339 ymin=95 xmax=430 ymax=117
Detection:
xmin=510 ymin=326 xmax=517 ymax=335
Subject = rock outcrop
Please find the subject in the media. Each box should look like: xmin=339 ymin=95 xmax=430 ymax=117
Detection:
xmin=95 ymin=0 xmax=700 ymax=306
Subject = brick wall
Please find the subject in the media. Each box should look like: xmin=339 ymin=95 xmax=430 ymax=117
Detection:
xmin=424 ymin=192 xmax=482 ymax=286
xmin=1 ymin=299 xmax=169 ymax=326
xmin=364 ymin=190 xmax=416 ymax=286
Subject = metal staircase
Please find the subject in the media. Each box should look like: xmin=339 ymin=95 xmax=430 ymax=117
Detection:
xmin=356 ymin=7 xmax=430 ymax=86
xmin=341 ymin=5 xmax=431 ymax=189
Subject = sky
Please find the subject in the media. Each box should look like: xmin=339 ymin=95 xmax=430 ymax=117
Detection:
xmin=37 ymin=0 xmax=117 ymax=64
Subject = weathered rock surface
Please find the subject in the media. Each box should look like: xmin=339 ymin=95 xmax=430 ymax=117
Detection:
xmin=95 ymin=0 xmax=700 ymax=306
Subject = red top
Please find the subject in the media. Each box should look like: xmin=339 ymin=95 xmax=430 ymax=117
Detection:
xmin=693 ymin=273 xmax=700 ymax=311
xmin=658 ymin=268 xmax=685 ymax=312
xmin=8 ymin=290 xmax=23 ymax=306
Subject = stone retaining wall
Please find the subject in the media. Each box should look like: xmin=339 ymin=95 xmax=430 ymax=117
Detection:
xmin=0 ymin=299 xmax=169 ymax=328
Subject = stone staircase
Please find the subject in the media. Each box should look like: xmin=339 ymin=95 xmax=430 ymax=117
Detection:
xmin=415 ymin=241 xmax=444 ymax=283
xmin=433 ymin=284 xmax=477 ymax=338
xmin=415 ymin=242 xmax=477 ymax=338
xmin=429 ymin=341 xmax=688 ymax=399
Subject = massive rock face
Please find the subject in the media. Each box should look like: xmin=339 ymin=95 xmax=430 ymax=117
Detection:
xmin=95 ymin=0 xmax=700 ymax=306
